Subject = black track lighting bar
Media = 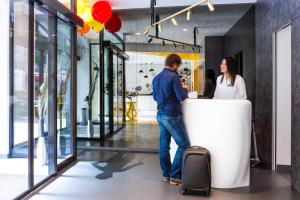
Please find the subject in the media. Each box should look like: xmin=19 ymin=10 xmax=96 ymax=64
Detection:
xmin=148 ymin=35 xmax=202 ymax=48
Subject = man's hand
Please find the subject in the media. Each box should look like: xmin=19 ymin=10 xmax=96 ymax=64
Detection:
xmin=182 ymin=83 xmax=189 ymax=91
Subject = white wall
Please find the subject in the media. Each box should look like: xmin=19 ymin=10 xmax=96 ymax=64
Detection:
xmin=0 ymin=0 xmax=10 ymax=156
xmin=76 ymin=36 xmax=90 ymax=123
xmin=275 ymin=25 xmax=292 ymax=166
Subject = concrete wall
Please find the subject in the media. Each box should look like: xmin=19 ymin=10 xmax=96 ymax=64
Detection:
xmin=204 ymin=6 xmax=256 ymax=108
xmin=255 ymin=0 xmax=300 ymax=191
xmin=76 ymin=36 xmax=90 ymax=123
xmin=224 ymin=6 xmax=256 ymax=110
xmin=204 ymin=36 xmax=224 ymax=75
xmin=0 ymin=0 xmax=10 ymax=156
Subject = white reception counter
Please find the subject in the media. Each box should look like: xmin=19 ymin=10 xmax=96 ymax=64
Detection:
xmin=170 ymin=99 xmax=252 ymax=189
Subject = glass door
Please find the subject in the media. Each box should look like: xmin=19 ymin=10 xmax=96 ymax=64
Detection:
xmin=33 ymin=3 xmax=52 ymax=184
xmin=117 ymin=57 xmax=125 ymax=128
xmin=104 ymin=48 xmax=113 ymax=134
xmin=105 ymin=41 xmax=126 ymax=133
xmin=113 ymin=52 xmax=119 ymax=132
xmin=57 ymin=18 xmax=73 ymax=164
xmin=6 ymin=0 xmax=79 ymax=198
xmin=7 ymin=0 xmax=30 ymax=197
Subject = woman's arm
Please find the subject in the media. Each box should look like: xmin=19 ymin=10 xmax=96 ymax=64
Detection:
xmin=213 ymin=76 xmax=221 ymax=99
xmin=236 ymin=77 xmax=247 ymax=99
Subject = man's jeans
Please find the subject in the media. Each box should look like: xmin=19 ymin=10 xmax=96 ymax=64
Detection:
xmin=157 ymin=114 xmax=190 ymax=180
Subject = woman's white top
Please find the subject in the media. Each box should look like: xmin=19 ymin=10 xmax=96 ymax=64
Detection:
xmin=214 ymin=75 xmax=247 ymax=99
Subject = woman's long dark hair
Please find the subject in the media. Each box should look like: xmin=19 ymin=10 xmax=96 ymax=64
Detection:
xmin=221 ymin=57 xmax=238 ymax=86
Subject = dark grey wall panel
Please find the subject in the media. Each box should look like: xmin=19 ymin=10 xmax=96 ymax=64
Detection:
xmin=204 ymin=36 xmax=224 ymax=76
xmin=256 ymin=0 xmax=300 ymax=192
xmin=291 ymin=17 xmax=300 ymax=193
xmin=224 ymin=6 xmax=256 ymax=109
xmin=255 ymin=0 xmax=290 ymax=170
xmin=291 ymin=0 xmax=300 ymax=20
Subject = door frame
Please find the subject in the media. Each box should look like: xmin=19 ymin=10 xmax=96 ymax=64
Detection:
xmin=8 ymin=0 xmax=81 ymax=198
xmin=272 ymin=23 xmax=292 ymax=171
xmin=78 ymin=41 xmax=126 ymax=141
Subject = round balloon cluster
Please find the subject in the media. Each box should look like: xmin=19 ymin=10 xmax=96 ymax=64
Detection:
xmin=77 ymin=0 xmax=122 ymax=35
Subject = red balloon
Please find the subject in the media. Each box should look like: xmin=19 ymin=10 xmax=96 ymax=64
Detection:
xmin=105 ymin=14 xmax=122 ymax=33
xmin=92 ymin=1 xmax=112 ymax=23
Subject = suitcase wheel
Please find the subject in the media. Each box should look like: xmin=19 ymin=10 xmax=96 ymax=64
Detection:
xmin=180 ymin=187 xmax=188 ymax=195
xmin=205 ymin=191 xmax=210 ymax=197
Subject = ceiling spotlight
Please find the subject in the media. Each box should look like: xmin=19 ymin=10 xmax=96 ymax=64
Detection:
xmin=162 ymin=40 xmax=166 ymax=46
xmin=198 ymin=48 xmax=201 ymax=53
xmin=182 ymin=44 xmax=185 ymax=49
xmin=173 ymin=42 xmax=177 ymax=49
xmin=144 ymin=28 xmax=150 ymax=35
xmin=158 ymin=23 xmax=162 ymax=32
xmin=135 ymin=32 xmax=141 ymax=35
xmin=144 ymin=75 xmax=149 ymax=78
xmin=148 ymin=38 xmax=153 ymax=43
xmin=191 ymin=47 xmax=195 ymax=52
xmin=183 ymin=28 xmax=189 ymax=31
xmin=187 ymin=9 xmax=192 ymax=21
xmin=171 ymin=17 xmax=178 ymax=26
xmin=207 ymin=0 xmax=215 ymax=12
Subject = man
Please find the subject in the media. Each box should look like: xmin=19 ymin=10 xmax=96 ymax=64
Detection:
xmin=152 ymin=54 xmax=190 ymax=185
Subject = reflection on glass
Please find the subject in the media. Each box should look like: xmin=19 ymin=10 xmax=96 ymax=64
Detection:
xmin=117 ymin=57 xmax=124 ymax=127
xmin=76 ymin=34 xmax=91 ymax=138
xmin=33 ymin=5 xmax=50 ymax=184
xmin=7 ymin=1 xmax=29 ymax=198
xmin=57 ymin=19 xmax=72 ymax=163
xmin=91 ymin=45 xmax=100 ymax=126
xmin=113 ymin=53 xmax=119 ymax=131
xmin=104 ymin=48 xmax=112 ymax=134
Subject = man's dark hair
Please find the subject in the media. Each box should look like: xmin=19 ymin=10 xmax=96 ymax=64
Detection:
xmin=165 ymin=54 xmax=182 ymax=67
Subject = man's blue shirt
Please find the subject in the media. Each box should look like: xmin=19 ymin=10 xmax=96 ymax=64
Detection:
xmin=152 ymin=68 xmax=188 ymax=116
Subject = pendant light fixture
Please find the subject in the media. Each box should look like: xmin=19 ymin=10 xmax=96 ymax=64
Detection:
xmin=207 ymin=0 xmax=215 ymax=11
xmin=187 ymin=10 xmax=192 ymax=21
xmin=173 ymin=42 xmax=177 ymax=49
xmin=148 ymin=38 xmax=153 ymax=43
xmin=144 ymin=28 xmax=150 ymax=35
xmin=158 ymin=23 xmax=162 ymax=32
xmin=171 ymin=17 xmax=178 ymax=26
xmin=144 ymin=63 xmax=149 ymax=78
xmin=144 ymin=0 xmax=215 ymax=33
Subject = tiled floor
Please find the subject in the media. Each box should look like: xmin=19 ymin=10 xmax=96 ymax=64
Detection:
xmin=28 ymin=151 xmax=300 ymax=200
xmin=78 ymin=124 xmax=160 ymax=150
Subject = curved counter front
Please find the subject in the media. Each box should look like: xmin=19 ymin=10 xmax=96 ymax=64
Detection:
xmin=170 ymin=99 xmax=252 ymax=189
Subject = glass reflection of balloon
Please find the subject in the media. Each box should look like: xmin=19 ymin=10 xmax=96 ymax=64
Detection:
xmin=93 ymin=23 xmax=105 ymax=33
xmin=105 ymin=14 xmax=122 ymax=33
xmin=79 ymin=6 xmax=93 ymax=23
xmin=77 ymin=0 xmax=87 ymax=13
xmin=92 ymin=1 xmax=112 ymax=23
xmin=77 ymin=23 xmax=90 ymax=35
xmin=86 ymin=19 xmax=98 ymax=29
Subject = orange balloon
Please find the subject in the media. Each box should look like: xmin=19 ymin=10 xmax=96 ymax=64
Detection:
xmin=77 ymin=23 xmax=90 ymax=35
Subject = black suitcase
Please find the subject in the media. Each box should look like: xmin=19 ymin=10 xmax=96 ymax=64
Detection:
xmin=181 ymin=146 xmax=211 ymax=196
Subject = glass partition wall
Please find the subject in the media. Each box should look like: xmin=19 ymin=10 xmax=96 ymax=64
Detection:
xmin=3 ymin=0 xmax=80 ymax=198
xmin=77 ymin=41 xmax=126 ymax=141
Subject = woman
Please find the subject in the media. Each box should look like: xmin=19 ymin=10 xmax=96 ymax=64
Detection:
xmin=203 ymin=69 xmax=216 ymax=99
xmin=214 ymin=57 xmax=247 ymax=99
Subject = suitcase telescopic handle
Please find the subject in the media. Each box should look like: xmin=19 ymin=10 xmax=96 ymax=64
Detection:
xmin=192 ymin=146 xmax=201 ymax=149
